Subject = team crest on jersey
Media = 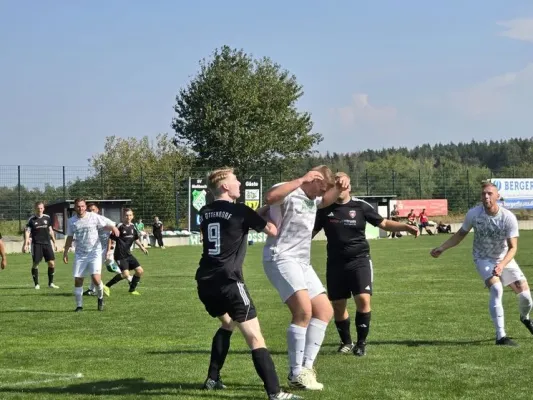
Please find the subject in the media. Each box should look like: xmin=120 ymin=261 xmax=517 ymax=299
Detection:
xmin=349 ymin=210 xmax=356 ymax=218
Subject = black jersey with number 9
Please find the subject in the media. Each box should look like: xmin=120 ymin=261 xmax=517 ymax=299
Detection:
xmin=195 ymin=200 xmax=267 ymax=284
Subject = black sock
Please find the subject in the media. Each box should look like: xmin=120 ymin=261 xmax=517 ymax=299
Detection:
xmin=47 ymin=267 xmax=54 ymax=285
xmin=31 ymin=268 xmax=39 ymax=285
xmin=251 ymin=347 xmax=280 ymax=395
xmin=207 ymin=328 xmax=233 ymax=381
xmin=334 ymin=318 xmax=352 ymax=344
xmin=355 ymin=311 xmax=371 ymax=344
xmin=105 ymin=274 xmax=123 ymax=288
xmin=129 ymin=275 xmax=140 ymax=292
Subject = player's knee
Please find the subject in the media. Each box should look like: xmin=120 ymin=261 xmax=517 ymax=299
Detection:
xmin=354 ymin=294 xmax=371 ymax=313
xmin=135 ymin=267 xmax=144 ymax=276
xmin=243 ymin=330 xmax=266 ymax=350
xmin=220 ymin=321 xmax=234 ymax=331
xmin=332 ymin=300 xmax=346 ymax=315
xmin=291 ymin=307 xmax=312 ymax=326
xmin=489 ymin=281 xmax=503 ymax=298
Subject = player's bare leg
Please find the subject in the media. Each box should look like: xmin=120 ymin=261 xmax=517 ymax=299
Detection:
xmin=508 ymin=279 xmax=533 ymax=335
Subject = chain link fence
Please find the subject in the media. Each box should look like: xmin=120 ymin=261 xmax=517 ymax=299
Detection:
xmin=0 ymin=164 xmax=510 ymax=235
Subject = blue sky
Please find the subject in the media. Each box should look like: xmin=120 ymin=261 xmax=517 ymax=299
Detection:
xmin=1 ymin=0 xmax=532 ymax=166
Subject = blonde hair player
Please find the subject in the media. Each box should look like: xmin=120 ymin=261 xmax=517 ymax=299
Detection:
xmin=430 ymin=181 xmax=533 ymax=345
xmin=196 ymin=167 xmax=302 ymax=400
xmin=262 ymin=166 xmax=349 ymax=391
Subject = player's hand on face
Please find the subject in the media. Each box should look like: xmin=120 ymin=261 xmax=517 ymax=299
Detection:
xmin=301 ymin=171 xmax=324 ymax=183
xmin=336 ymin=175 xmax=350 ymax=191
xmin=493 ymin=264 xmax=503 ymax=276
xmin=430 ymin=247 xmax=443 ymax=258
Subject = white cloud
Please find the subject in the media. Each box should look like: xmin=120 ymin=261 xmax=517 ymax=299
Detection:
xmin=448 ymin=63 xmax=533 ymax=117
xmin=497 ymin=18 xmax=533 ymax=43
xmin=331 ymin=93 xmax=397 ymax=128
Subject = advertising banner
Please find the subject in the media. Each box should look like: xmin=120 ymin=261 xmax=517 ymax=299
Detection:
xmin=241 ymin=178 xmax=262 ymax=210
xmin=490 ymin=178 xmax=533 ymax=199
xmin=188 ymin=178 xmax=213 ymax=231
xmin=395 ymin=199 xmax=448 ymax=217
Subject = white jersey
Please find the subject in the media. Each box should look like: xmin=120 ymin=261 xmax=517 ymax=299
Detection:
xmin=98 ymin=216 xmax=115 ymax=248
xmin=263 ymin=185 xmax=322 ymax=263
xmin=461 ymin=205 xmax=519 ymax=262
xmin=67 ymin=212 xmax=111 ymax=257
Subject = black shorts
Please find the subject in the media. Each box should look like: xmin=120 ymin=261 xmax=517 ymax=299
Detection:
xmin=116 ymin=255 xmax=141 ymax=271
xmin=326 ymin=256 xmax=373 ymax=301
xmin=31 ymin=243 xmax=55 ymax=263
xmin=197 ymin=280 xmax=257 ymax=323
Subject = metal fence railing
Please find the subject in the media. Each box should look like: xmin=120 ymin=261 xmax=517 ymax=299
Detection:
xmin=0 ymin=164 xmax=519 ymax=234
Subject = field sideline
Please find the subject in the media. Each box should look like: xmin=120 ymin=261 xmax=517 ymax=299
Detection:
xmin=1 ymin=234 xmax=533 ymax=399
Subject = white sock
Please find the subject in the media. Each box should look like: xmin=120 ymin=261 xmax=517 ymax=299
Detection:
xmin=489 ymin=282 xmax=506 ymax=340
xmin=303 ymin=318 xmax=329 ymax=369
xmin=287 ymin=324 xmax=307 ymax=377
xmin=518 ymin=291 xmax=533 ymax=320
xmin=95 ymin=281 xmax=104 ymax=299
xmin=127 ymin=275 xmax=133 ymax=283
xmin=89 ymin=282 xmax=95 ymax=291
xmin=74 ymin=287 xmax=83 ymax=307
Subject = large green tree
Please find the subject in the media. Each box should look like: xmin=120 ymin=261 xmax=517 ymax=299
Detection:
xmin=84 ymin=133 xmax=193 ymax=225
xmin=172 ymin=45 xmax=322 ymax=172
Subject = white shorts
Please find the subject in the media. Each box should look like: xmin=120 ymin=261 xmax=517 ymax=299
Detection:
xmin=73 ymin=254 xmax=102 ymax=278
xmin=263 ymin=258 xmax=326 ymax=303
xmin=475 ymin=258 xmax=526 ymax=287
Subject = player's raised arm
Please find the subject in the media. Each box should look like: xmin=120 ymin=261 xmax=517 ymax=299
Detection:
xmin=265 ymin=171 xmax=324 ymax=205
xmin=319 ymin=173 xmax=350 ymax=208
xmin=0 ymin=237 xmax=7 ymax=269
xmin=378 ymin=219 xmax=419 ymax=236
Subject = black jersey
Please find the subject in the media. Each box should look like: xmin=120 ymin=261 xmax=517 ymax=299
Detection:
xmin=152 ymin=221 xmax=163 ymax=233
xmin=26 ymin=214 xmax=52 ymax=245
xmin=314 ymin=197 xmax=384 ymax=261
xmin=195 ymin=200 xmax=267 ymax=284
xmin=110 ymin=223 xmax=139 ymax=260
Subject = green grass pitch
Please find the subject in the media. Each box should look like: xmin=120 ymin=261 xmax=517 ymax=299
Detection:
xmin=1 ymin=233 xmax=533 ymax=399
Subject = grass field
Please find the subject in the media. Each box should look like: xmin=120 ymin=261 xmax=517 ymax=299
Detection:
xmin=1 ymin=234 xmax=533 ymax=399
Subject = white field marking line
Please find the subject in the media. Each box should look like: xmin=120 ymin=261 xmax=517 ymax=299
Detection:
xmin=0 ymin=375 xmax=82 ymax=388
xmin=0 ymin=368 xmax=83 ymax=377
xmin=0 ymin=369 xmax=83 ymax=388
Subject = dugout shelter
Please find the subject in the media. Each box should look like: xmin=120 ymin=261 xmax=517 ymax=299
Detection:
xmin=44 ymin=199 xmax=131 ymax=237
